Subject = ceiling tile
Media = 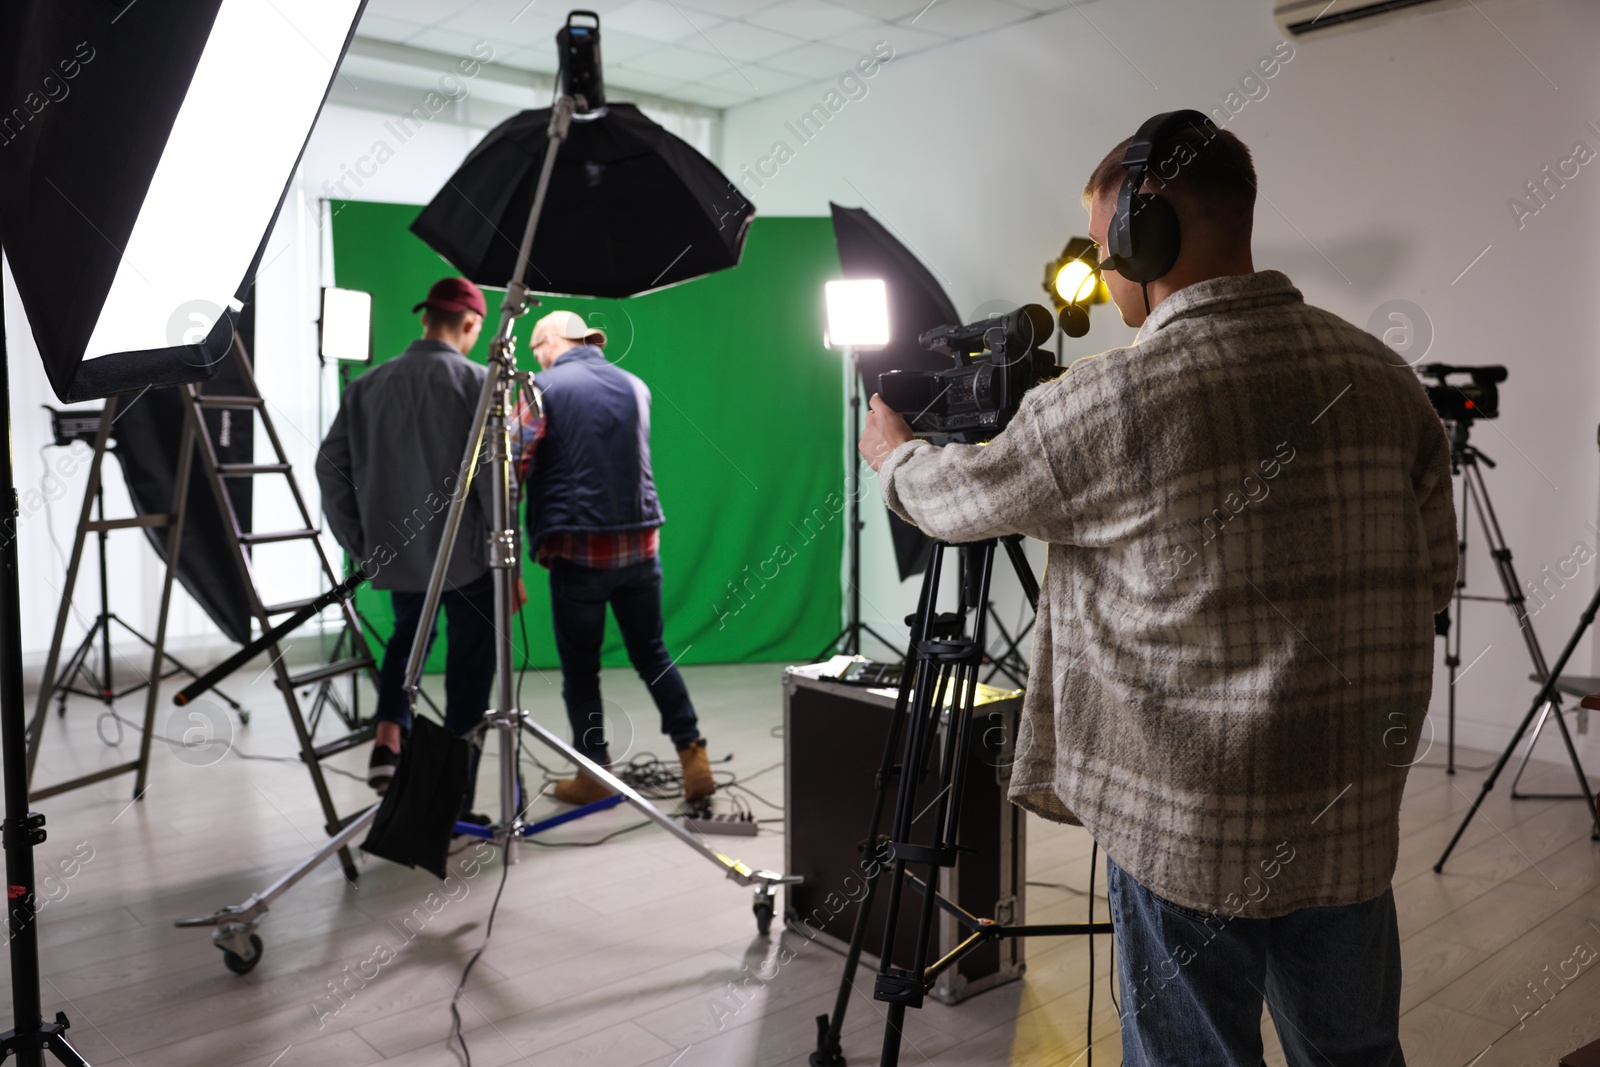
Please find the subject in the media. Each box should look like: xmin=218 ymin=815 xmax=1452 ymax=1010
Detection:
xmin=594 ymin=29 xmax=667 ymax=63
xmin=762 ymin=40 xmax=864 ymax=79
xmin=824 ymin=20 xmax=948 ymax=56
xmin=352 ymin=13 xmax=430 ymax=44
xmin=497 ymin=44 xmax=562 ymax=75
xmin=664 ymin=82 xmax=746 ymax=108
xmin=746 ymin=0 xmax=878 ymax=40
xmin=601 ymin=66 xmax=688 ymax=94
xmin=678 ymin=0 xmax=784 ymax=16
xmin=425 ymin=1 xmax=563 ymax=49
xmin=604 ymin=0 xmax=719 ymax=43
xmin=901 ymin=0 xmax=1035 ymax=36
xmin=406 ymin=26 xmax=517 ymax=63
xmin=679 ymin=21 xmax=806 ymax=62
xmin=698 ymin=64 xmax=809 ymax=97
xmin=605 ymin=68 xmax=694 ymax=96
xmin=362 ymin=0 xmax=478 ymax=27
xmin=834 ymin=0 xmax=933 ymax=17
xmin=615 ymin=43 xmax=727 ymax=80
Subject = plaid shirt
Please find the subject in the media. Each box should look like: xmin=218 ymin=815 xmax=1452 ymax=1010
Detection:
xmin=881 ymin=271 xmax=1456 ymax=918
xmin=512 ymin=398 xmax=661 ymax=569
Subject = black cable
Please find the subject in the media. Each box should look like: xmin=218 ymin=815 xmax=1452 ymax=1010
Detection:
xmin=1088 ymin=840 xmax=1097 ymax=1067
xmin=523 ymin=820 xmax=652 ymax=848
xmin=106 ymin=710 xmax=368 ymax=781
xmin=449 ymin=817 xmax=511 ymax=1067
xmin=515 ymin=598 xmax=532 ymax=710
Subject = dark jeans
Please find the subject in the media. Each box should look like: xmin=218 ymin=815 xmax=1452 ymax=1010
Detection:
xmin=1107 ymin=856 xmax=1405 ymax=1067
xmin=548 ymin=556 xmax=700 ymax=765
xmin=374 ymin=573 xmax=497 ymax=812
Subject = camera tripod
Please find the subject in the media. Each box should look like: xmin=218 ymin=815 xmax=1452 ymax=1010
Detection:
xmin=811 ymin=535 xmax=1110 ymax=1067
xmin=1435 ymin=420 xmax=1600 ymax=870
xmin=1437 ymin=419 xmax=1593 ymax=786
xmin=38 ymin=471 xmax=243 ymax=725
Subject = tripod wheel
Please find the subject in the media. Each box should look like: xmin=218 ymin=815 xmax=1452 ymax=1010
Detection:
xmin=237 ymin=708 xmax=251 ymax=726
xmin=221 ymin=933 xmax=263 ymax=975
xmin=754 ymin=900 xmax=774 ymax=936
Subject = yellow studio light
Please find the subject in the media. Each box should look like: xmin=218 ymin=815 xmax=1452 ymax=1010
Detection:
xmin=1042 ymin=236 xmax=1109 ymax=311
xmin=1053 ymin=259 xmax=1097 ymax=305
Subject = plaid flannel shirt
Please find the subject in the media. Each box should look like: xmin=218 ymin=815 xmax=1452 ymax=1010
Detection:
xmin=880 ymin=271 xmax=1457 ymax=918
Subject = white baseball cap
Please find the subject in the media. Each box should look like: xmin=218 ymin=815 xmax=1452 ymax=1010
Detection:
xmin=540 ymin=310 xmax=606 ymax=347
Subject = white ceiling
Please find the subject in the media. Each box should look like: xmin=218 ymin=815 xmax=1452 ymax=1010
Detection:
xmin=355 ymin=0 xmax=1085 ymax=110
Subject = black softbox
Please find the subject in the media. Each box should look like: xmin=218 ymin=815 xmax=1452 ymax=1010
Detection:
xmin=830 ymin=204 xmax=959 ymax=581
xmin=108 ymin=310 xmax=256 ymax=647
xmin=0 ymin=0 xmax=364 ymax=401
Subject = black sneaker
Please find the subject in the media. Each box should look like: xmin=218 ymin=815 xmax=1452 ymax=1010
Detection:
xmin=367 ymin=745 xmax=399 ymax=795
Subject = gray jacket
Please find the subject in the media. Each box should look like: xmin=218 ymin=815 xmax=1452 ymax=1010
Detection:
xmin=316 ymin=339 xmax=492 ymax=592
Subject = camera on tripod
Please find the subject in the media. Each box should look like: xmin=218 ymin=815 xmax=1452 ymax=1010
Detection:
xmin=1417 ymin=363 xmax=1507 ymax=423
xmin=877 ymin=304 xmax=1058 ymax=444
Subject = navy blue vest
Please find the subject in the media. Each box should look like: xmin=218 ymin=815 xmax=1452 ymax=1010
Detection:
xmin=525 ymin=346 xmax=664 ymax=551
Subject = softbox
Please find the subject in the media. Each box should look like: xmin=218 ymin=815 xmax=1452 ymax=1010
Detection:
xmin=830 ymin=204 xmax=957 ymax=581
xmin=108 ymin=311 xmax=257 ymax=646
xmin=0 ymin=0 xmax=365 ymax=401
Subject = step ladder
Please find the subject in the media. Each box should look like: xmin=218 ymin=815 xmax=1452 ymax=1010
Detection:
xmin=176 ymin=332 xmax=381 ymax=880
xmin=26 ymin=399 xmax=248 ymax=800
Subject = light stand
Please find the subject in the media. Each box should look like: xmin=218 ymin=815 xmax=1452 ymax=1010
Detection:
xmin=818 ymin=345 xmax=902 ymax=660
xmin=0 ymin=263 xmax=90 ymax=1066
xmin=818 ymin=279 xmax=900 ymax=662
xmin=397 ymin=95 xmax=792 ymax=908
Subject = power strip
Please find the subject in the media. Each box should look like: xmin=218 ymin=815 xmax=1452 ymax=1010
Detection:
xmin=682 ymin=810 xmax=758 ymax=837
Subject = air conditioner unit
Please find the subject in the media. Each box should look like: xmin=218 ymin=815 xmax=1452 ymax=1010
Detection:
xmin=1274 ymin=0 xmax=1463 ymax=37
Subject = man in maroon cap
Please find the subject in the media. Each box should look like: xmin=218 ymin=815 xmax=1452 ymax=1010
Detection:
xmin=317 ymin=276 xmax=509 ymax=812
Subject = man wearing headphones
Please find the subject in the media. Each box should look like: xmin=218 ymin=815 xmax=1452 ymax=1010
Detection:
xmin=860 ymin=113 xmax=1455 ymax=1065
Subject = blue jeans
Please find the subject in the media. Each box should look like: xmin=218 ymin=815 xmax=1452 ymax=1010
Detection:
xmin=374 ymin=573 xmax=497 ymax=813
xmin=1107 ymin=857 xmax=1405 ymax=1067
xmin=547 ymin=556 xmax=700 ymax=765
xmin=374 ymin=572 xmax=498 ymax=736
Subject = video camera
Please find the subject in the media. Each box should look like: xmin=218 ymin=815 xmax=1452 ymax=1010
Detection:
xmin=1416 ymin=363 xmax=1506 ymax=423
xmin=877 ymin=304 xmax=1058 ymax=444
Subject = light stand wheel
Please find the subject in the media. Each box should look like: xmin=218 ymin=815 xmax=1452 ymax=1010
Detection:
xmin=752 ymin=884 xmax=776 ymax=936
xmin=221 ymin=934 xmax=263 ymax=976
xmin=214 ymin=924 xmax=263 ymax=975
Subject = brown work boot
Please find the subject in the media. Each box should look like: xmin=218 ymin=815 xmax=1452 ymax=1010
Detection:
xmin=678 ymin=739 xmax=715 ymax=802
xmin=552 ymin=769 xmax=614 ymax=805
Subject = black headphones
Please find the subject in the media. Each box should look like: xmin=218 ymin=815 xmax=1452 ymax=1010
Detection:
xmin=1100 ymin=110 xmax=1214 ymax=296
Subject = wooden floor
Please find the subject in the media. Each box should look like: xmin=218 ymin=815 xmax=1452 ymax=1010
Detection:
xmin=12 ymin=660 xmax=1600 ymax=1066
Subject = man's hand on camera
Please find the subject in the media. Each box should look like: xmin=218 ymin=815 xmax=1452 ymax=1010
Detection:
xmin=860 ymin=394 xmax=913 ymax=473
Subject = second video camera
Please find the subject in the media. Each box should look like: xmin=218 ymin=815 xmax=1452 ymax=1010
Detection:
xmin=877 ymin=304 xmax=1058 ymax=445
xmin=1417 ymin=363 xmax=1506 ymax=423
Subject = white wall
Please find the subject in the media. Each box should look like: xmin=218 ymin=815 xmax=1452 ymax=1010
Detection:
xmin=723 ymin=0 xmax=1600 ymax=768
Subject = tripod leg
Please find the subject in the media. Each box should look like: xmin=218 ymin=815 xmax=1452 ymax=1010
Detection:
xmin=878 ymin=1001 xmax=908 ymax=1067
xmin=1538 ymin=698 xmax=1600 ymax=840
xmin=1438 ymin=578 xmax=1600 ymax=871
xmin=813 ymin=547 xmax=947 ymax=1066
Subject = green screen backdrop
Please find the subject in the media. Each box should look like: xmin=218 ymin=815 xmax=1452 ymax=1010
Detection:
xmin=329 ymin=201 xmax=843 ymax=671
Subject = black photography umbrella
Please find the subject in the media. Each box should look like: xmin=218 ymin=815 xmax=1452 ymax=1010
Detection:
xmin=412 ymin=102 xmax=754 ymax=298
xmin=829 ymin=203 xmax=958 ymax=581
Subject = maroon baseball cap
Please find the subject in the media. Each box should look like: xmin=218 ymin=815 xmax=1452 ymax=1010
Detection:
xmin=412 ymin=276 xmax=487 ymax=317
